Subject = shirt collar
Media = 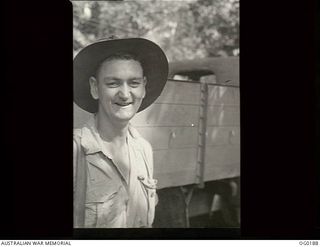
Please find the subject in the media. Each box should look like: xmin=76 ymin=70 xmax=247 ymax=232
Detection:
xmin=80 ymin=115 xmax=142 ymax=158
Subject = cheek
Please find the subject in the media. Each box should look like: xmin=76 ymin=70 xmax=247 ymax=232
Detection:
xmin=98 ymin=87 xmax=114 ymax=100
xmin=130 ymin=88 xmax=146 ymax=100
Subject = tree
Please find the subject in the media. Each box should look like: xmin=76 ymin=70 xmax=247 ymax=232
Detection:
xmin=72 ymin=0 xmax=239 ymax=61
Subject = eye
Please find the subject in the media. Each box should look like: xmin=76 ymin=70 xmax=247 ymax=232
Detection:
xmin=105 ymin=81 xmax=120 ymax=88
xmin=129 ymin=80 xmax=143 ymax=88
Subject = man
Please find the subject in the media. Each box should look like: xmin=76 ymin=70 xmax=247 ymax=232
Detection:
xmin=73 ymin=38 xmax=168 ymax=228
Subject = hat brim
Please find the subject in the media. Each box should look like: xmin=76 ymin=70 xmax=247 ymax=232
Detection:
xmin=74 ymin=38 xmax=169 ymax=113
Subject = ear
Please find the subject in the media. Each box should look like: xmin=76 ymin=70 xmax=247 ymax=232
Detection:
xmin=89 ymin=76 xmax=99 ymax=100
xmin=142 ymin=76 xmax=147 ymax=99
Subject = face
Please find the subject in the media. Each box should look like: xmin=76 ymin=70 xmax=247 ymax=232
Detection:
xmin=90 ymin=59 xmax=146 ymax=123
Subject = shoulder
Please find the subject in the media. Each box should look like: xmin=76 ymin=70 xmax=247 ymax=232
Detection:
xmin=137 ymin=133 xmax=152 ymax=153
xmin=129 ymin=126 xmax=152 ymax=153
xmin=73 ymin=128 xmax=83 ymax=154
xmin=74 ymin=128 xmax=82 ymax=139
xmin=73 ymin=128 xmax=84 ymax=144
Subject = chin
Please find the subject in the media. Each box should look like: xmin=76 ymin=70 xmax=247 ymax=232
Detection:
xmin=114 ymin=112 xmax=136 ymax=122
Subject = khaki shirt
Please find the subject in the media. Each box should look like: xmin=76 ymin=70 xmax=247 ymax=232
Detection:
xmin=73 ymin=116 xmax=157 ymax=228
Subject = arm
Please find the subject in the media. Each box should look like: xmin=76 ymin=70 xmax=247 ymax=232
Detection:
xmin=73 ymin=134 xmax=87 ymax=228
xmin=73 ymin=139 xmax=78 ymax=194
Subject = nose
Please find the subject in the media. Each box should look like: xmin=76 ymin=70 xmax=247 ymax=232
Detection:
xmin=118 ymin=83 xmax=130 ymax=100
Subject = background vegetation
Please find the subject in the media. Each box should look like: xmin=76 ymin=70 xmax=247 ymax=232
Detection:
xmin=73 ymin=0 xmax=239 ymax=62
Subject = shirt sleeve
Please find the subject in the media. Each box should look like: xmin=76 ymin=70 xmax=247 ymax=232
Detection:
xmin=73 ymin=129 xmax=82 ymax=194
xmin=144 ymin=140 xmax=154 ymax=176
xmin=73 ymin=139 xmax=78 ymax=193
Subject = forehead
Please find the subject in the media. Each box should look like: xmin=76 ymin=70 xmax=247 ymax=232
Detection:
xmin=97 ymin=59 xmax=143 ymax=78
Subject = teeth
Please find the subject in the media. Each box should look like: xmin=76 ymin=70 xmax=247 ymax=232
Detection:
xmin=115 ymin=103 xmax=132 ymax=106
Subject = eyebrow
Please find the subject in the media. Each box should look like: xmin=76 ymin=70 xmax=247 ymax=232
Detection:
xmin=103 ymin=77 xmax=144 ymax=81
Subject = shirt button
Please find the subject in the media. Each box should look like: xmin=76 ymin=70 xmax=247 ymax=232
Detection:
xmin=150 ymin=192 xmax=155 ymax=198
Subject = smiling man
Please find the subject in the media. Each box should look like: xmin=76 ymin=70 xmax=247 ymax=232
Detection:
xmin=73 ymin=38 xmax=168 ymax=228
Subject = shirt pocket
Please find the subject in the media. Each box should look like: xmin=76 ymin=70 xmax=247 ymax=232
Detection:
xmin=86 ymin=162 xmax=118 ymax=202
xmin=137 ymin=176 xmax=158 ymax=227
xmin=85 ymin=187 xmax=128 ymax=228
xmin=85 ymin=160 xmax=128 ymax=228
xmin=84 ymin=192 xmax=117 ymax=228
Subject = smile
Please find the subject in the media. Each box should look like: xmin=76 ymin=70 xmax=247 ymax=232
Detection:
xmin=114 ymin=102 xmax=133 ymax=107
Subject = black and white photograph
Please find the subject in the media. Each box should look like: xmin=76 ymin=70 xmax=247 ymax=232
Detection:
xmin=1 ymin=0 xmax=318 ymax=241
xmin=73 ymin=0 xmax=240 ymax=229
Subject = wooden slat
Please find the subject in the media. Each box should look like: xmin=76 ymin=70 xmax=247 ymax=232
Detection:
xmin=134 ymin=126 xmax=198 ymax=150
xmin=153 ymin=148 xmax=198 ymax=188
xmin=204 ymin=145 xmax=240 ymax=181
xmin=153 ymin=145 xmax=240 ymax=188
xmin=206 ymin=126 xmax=240 ymax=146
xmin=131 ymin=103 xmax=199 ymax=127
xmin=155 ymin=170 xmax=198 ymax=189
xmin=155 ymin=80 xmax=200 ymax=105
xmin=208 ymin=86 xmax=239 ymax=106
xmin=207 ymin=105 xmax=240 ymax=126
xmin=205 ymin=145 xmax=240 ymax=168
xmin=137 ymin=126 xmax=241 ymax=150
xmin=134 ymin=103 xmax=240 ymax=127
xmin=204 ymin=162 xmax=240 ymax=181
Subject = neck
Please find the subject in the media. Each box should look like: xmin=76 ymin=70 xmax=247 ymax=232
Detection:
xmin=95 ymin=112 xmax=129 ymax=146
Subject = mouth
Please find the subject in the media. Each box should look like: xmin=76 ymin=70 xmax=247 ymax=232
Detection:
xmin=114 ymin=102 xmax=133 ymax=107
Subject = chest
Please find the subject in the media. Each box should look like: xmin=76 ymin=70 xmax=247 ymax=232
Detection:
xmin=112 ymin=146 xmax=130 ymax=181
xmin=85 ymin=146 xmax=149 ymax=199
